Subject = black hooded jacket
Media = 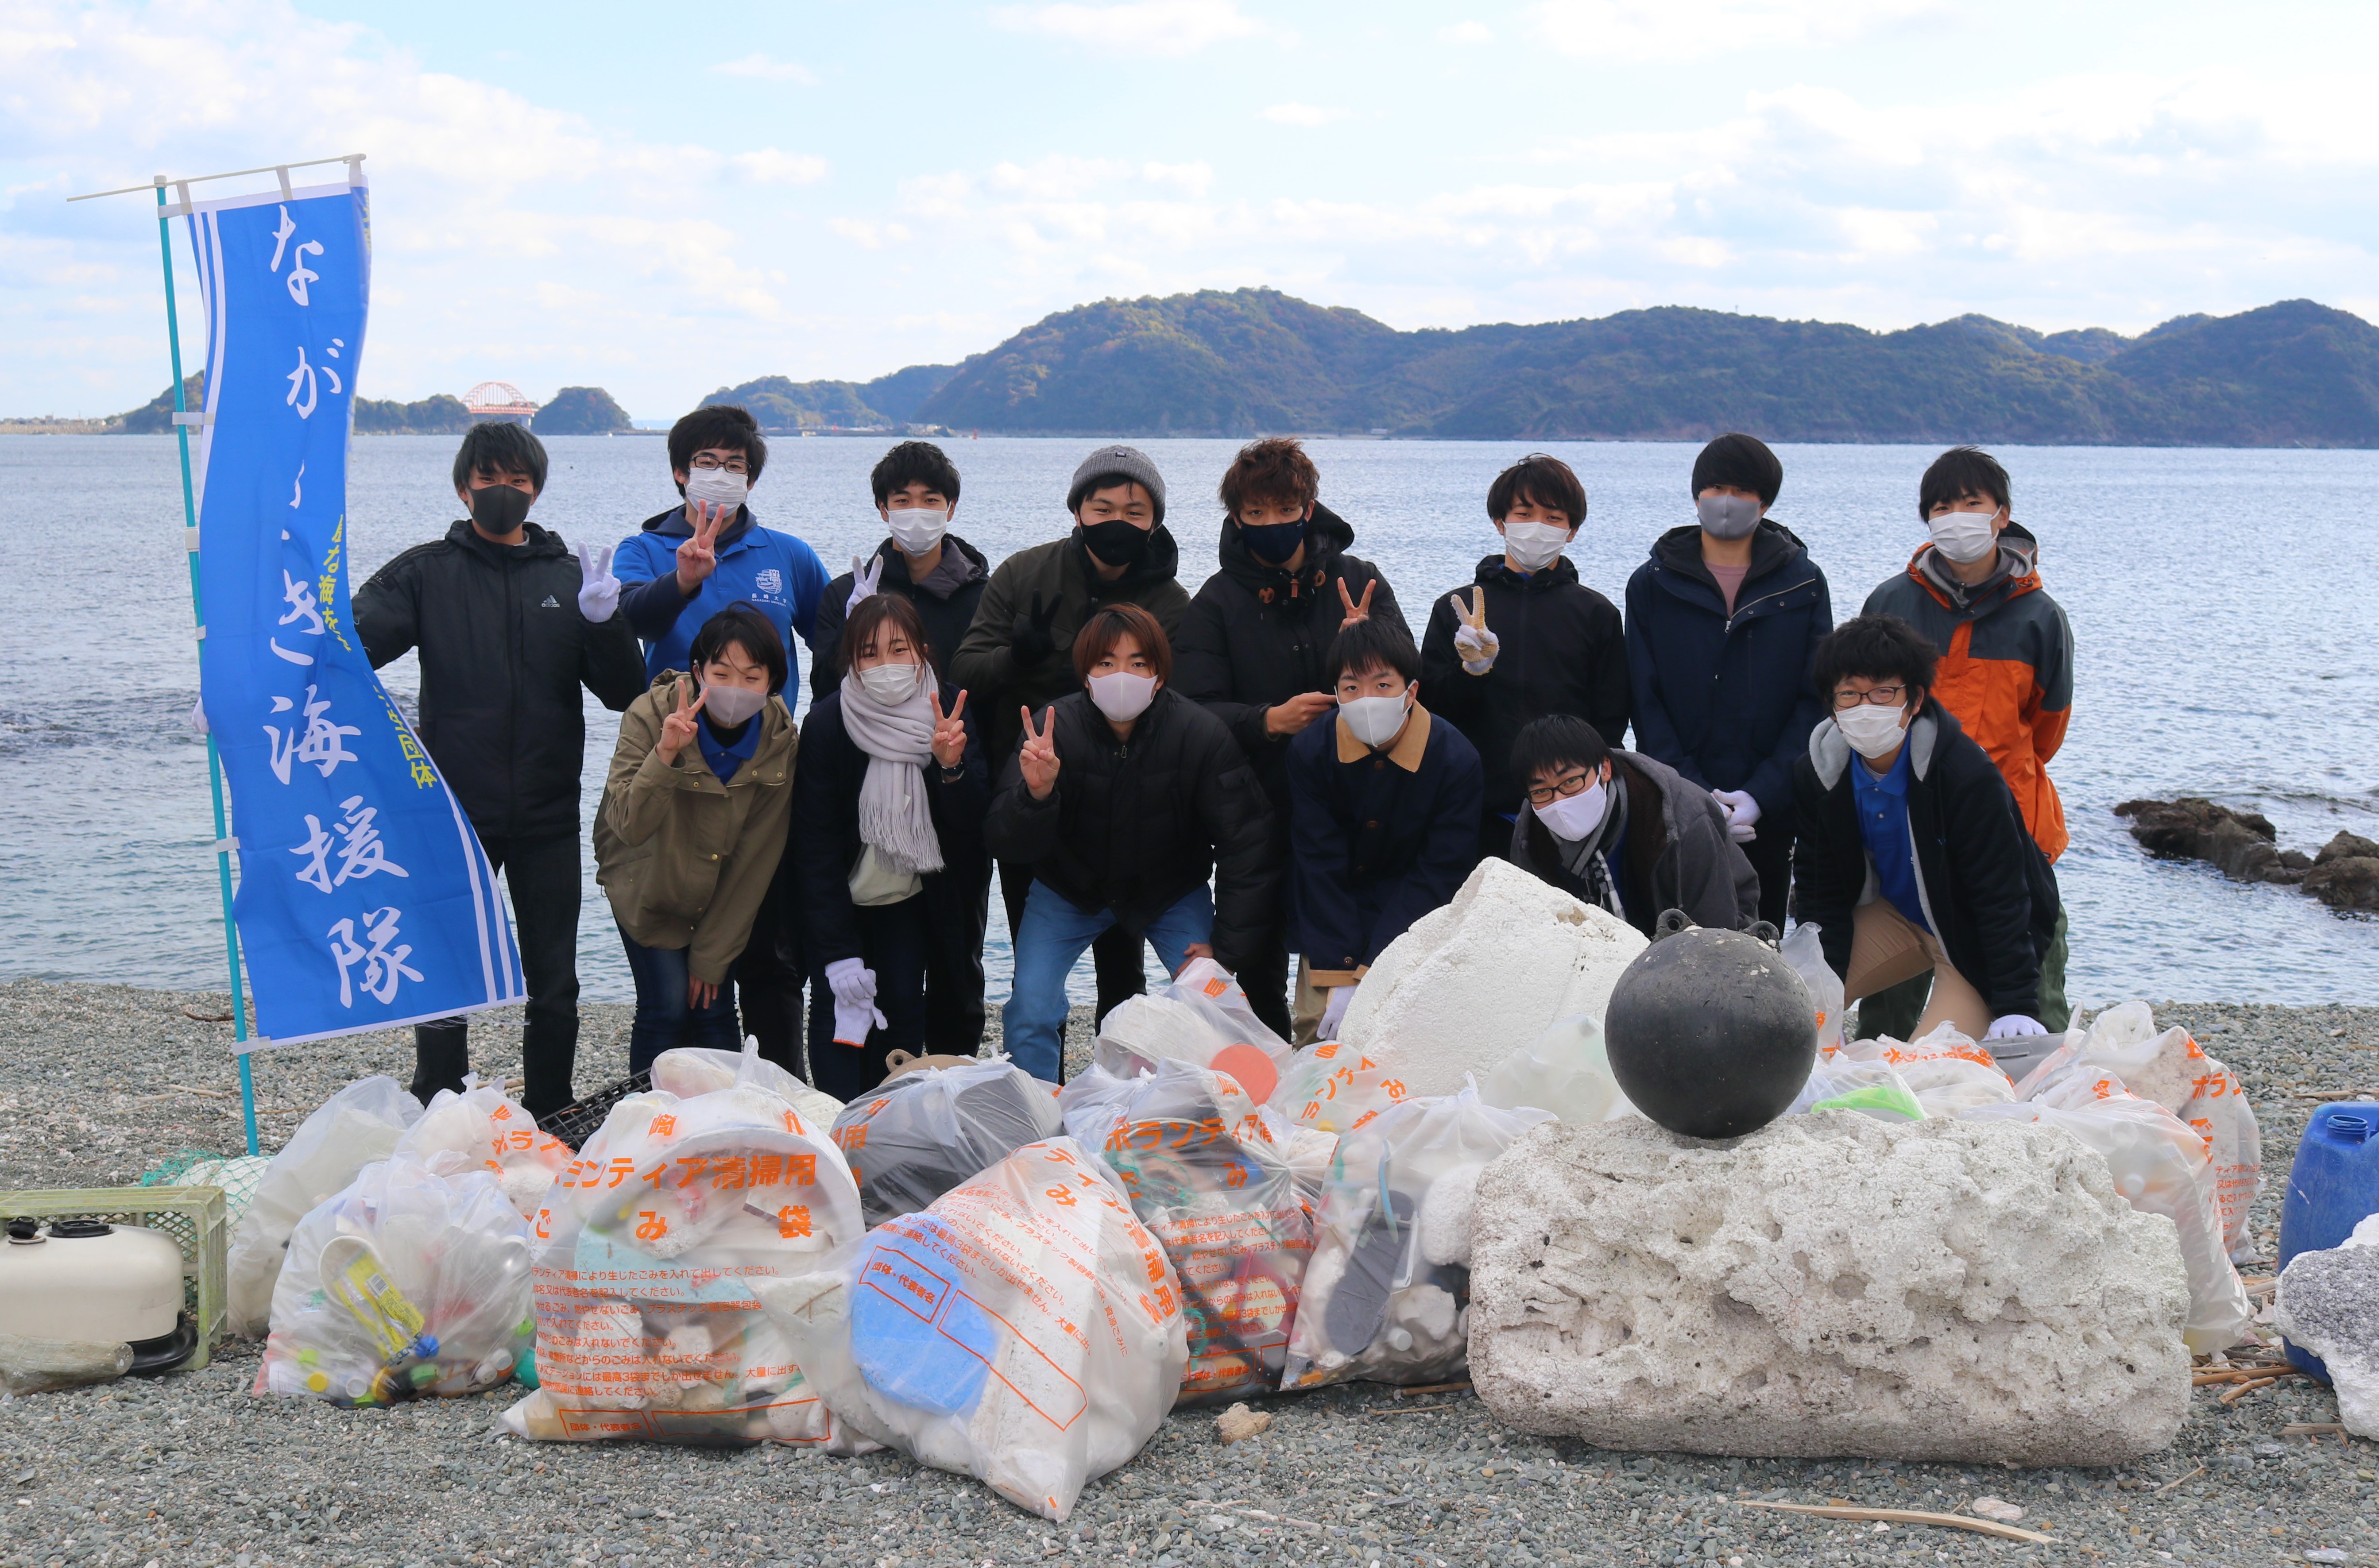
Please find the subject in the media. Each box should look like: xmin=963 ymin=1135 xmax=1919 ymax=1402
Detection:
xmin=1174 ymin=503 xmax=1408 ymax=811
xmin=983 ymin=687 xmax=1277 ymax=969
xmin=1419 ymin=554 xmax=1631 ymax=818
xmin=354 ymin=519 xmax=647 ymax=839
xmin=809 ymin=535 xmax=993 ymax=700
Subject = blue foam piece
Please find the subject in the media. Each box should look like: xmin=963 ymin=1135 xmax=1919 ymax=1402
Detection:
xmin=851 ymin=1221 xmax=995 ymax=1418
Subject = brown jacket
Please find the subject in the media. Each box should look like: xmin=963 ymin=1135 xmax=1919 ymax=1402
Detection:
xmin=593 ymin=672 xmax=797 ymax=982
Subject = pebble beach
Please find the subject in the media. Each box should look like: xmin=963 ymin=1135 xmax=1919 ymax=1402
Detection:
xmin=6 ymin=978 xmax=2379 ymax=1568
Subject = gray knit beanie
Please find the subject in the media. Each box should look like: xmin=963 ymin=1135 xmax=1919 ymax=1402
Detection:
xmin=1066 ymin=444 xmax=1167 ymax=525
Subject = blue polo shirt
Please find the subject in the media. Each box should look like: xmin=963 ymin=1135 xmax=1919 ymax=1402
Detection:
xmin=696 ymin=712 xmax=760 ymax=783
xmin=1850 ymin=744 xmax=1929 ymax=932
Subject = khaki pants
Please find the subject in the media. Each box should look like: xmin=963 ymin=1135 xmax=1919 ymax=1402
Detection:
xmin=1291 ymin=957 xmax=1328 ymax=1047
xmin=1845 ymin=900 xmax=1993 ymax=1042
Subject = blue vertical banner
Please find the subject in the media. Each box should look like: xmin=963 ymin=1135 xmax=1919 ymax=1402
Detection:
xmin=188 ymin=172 xmax=522 ymax=1047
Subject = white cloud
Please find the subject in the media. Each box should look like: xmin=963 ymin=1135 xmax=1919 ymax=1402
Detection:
xmin=734 ymin=149 xmax=830 ymax=185
xmin=1259 ymin=103 xmax=1349 ymax=126
xmin=1531 ymin=0 xmax=1940 ymax=62
xmin=990 ymin=0 xmax=1288 ymax=55
xmin=711 ymin=53 xmax=819 ymax=84
xmin=1437 ymin=20 xmax=1495 ymax=43
xmin=1142 ymin=160 xmax=1215 ymax=195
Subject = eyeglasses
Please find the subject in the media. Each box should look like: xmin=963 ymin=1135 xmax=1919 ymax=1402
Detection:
xmin=1831 ymin=684 xmax=1909 ymax=710
xmin=690 ymin=455 xmax=749 ymax=474
xmin=1524 ymin=769 xmax=1598 ymax=807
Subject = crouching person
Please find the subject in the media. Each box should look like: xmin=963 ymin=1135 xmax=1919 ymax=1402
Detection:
xmin=985 ymin=604 xmax=1276 ymax=1083
xmin=1287 ymin=619 xmax=1482 ymax=1043
xmin=594 ymin=604 xmax=797 ymax=1073
xmin=1792 ymin=614 xmax=2062 ymax=1053
xmin=1509 ymin=715 xmax=1759 ymax=937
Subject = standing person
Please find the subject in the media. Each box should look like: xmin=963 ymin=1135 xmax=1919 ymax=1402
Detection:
xmin=1857 ymin=445 xmax=2075 ymax=1036
xmin=809 ymin=440 xmax=991 ymax=701
xmin=984 ymin=605 xmax=1274 ymax=1083
xmin=1624 ymin=433 xmax=1832 ymax=930
xmin=953 ymin=445 xmax=1191 ymax=1026
xmin=792 ymin=595 xmax=990 ymax=1100
xmin=1791 ymin=615 xmax=2062 ymax=1056
xmin=354 ymin=422 xmax=645 ymax=1120
xmin=607 ymin=404 xmax=828 ymax=1068
xmin=1175 ymin=436 xmax=1405 ymax=1039
xmin=1421 ymin=452 xmax=1630 ymax=867
xmin=593 ymin=606 xmax=797 ymax=1074
xmin=1286 ymin=618 xmax=1480 ymax=1043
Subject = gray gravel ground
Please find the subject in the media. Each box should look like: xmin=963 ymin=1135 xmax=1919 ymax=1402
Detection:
xmin=6 ymin=979 xmax=2379 ymax=1568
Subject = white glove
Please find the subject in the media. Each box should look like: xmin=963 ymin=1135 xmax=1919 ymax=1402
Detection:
xmin=825 ymin=957 xmax=887 ymax=1045
xmin=1318 ymin=985 xmax=1353 ymax=1041
xmin=846 ymin=552 xmax=884 ymax=616
xmin=574 ymin=540 xmax=619 ymax=623
xmin=1713 ymin=788 xmax=1760 ymax=844
xmin=190 ymin=697 xmax=209 ymax=735
xmin=1451 ymin=623 xmax=1500 ymax=676
xmin=1985 ymin=1014 xmax=2047 ymax=1039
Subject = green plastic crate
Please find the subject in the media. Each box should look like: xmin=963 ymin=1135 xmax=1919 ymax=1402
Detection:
xmin=0 ymin=1186 xmax=229 ymax=1371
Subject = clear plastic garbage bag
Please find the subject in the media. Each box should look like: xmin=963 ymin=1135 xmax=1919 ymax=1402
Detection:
xmin=1478 ymin=1014 xmax=1639 ymax=1124
xmin=1266 ymin=1041 xmax=1415 ymax=1135
xmin=1779 ymin=922 xmax=1847 ymax=1057
xmin=257 ymin=1155 xmax=533 ymax=1405
xmin=513 ymin=1059 xmax=867 ymax=1447
xmin=1841 ymin=1023 xmax=2015 ymax=1116
xmin=758 ymin=1136 xmax=1188 ymax=1522
xmin=831 ymin=1059 xmax=1065 ymax=1229
xmin=1787 ymin=1058 xmax=1925 ymax=1122
xmin=395 ymin=1077 xmax=573 ymax=1218
xmin=1282 ymin=1085 xmax=1553 ymax=1389
xmin=228 ymin=1076 xmax=424 ymax=1337
xmin=1093 ymin=957 xmax=1294 ymax=1104
xmin=653 ymin=1043 xmax=844 ymax=1130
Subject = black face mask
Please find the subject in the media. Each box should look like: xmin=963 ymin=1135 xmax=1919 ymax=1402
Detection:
xmin=1081 ymin=517 xmax=1151 ymax=569
xmin=468 ymin=483 xmax=532 ymax=536
xmin=1240 ymin=517 xmax=1307 ymax=564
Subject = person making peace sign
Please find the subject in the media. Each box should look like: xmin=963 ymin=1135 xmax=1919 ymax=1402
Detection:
xmin=790 ymin=594 xmax=992 ymax=1099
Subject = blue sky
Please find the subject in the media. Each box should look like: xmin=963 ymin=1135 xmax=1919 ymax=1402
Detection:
xmin=7 ymin=0 xmax=2377 ymax=417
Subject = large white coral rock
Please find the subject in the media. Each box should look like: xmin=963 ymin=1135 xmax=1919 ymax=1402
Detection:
xmin=1341 ymin=859 xmax=1646 ymax=1100
xmin=2275 ymin=1215 xmax=2379 ymax=1439
xmin=1467 ymin=1114 xmax=2190 ymax=1466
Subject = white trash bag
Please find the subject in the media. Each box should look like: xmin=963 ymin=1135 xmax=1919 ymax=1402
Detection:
xmin=1787 ymin=1058 xmax=1925 ymax=1121
xmin=1093 ymin=956 xmax=1295 ymax=1104
xmin=1779 ymin=922 xmax=1846 ymax=1056
xmin=1282 ymin=1085 xmax=1552 ymax=1390
xmin=1840 ymin=1024 xmax=2015 ymax=1116
xmin=759 ymin=1136 xmax=1188 ymax=1522
xmin=831 ymin=1058 xmax=1064 ymax=1228
xmin=1478 ymin=1013 xmax=1638 ymax=1124
xmin=257 ymin=1155 xmax=533 ymax=1405
xmin=395 ymin=1076 xmax=573 ymax=1217
xmin=653 ymin=1042 xmax=844 ymax=1130
xmin=1267 ymin=1040 xmax=1415 ymax=1135
xmin=228 ymin=1075 xmax=424 ymax=1337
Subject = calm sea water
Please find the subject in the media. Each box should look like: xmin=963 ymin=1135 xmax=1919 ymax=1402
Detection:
xmin=1 ymin=434 xmax=2373 ymax=1012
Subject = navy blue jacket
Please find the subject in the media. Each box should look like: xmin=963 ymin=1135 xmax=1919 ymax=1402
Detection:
xmin=1624 ymin=521 xmax=1832 ymax=826
xmin=1286 ymin=706 xmax=1483 ymax=985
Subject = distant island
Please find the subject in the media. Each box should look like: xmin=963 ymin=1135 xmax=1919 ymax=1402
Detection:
xmin=37 ymin=290 xmax=2379 ymax=447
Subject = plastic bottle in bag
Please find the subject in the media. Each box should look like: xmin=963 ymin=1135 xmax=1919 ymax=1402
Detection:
xmin=1779 ymin=923 xmax=1846 ymax=1056
xmin=228 ymin=1076 xmax=425 ymax=1337
xmin=830 ymin=1059 xmax=1065 ymax=1228
xmin=257 ymin=1155 xmax=534 ymax=1404
xmin=1092 ymin=956 xmax=1294 ymax=1103
xmin=515 ymin=1067 xmax=867 ymax=1446
xmin=758 ymin=1136 xmax=1188 ymax=1522
xmin=1282 ymin=1086 xmax=1552 ymax=1389
xmin=1478 ymin=1014 xmax=1638 ymax=1123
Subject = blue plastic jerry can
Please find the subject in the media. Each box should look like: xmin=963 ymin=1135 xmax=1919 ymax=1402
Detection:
xmin=2278 ymin=1103 xmax=2379 ymax=1379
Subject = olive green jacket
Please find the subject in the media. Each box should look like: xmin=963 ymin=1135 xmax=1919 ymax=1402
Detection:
xmin=593 ymin=671 xmax=797 ymax=982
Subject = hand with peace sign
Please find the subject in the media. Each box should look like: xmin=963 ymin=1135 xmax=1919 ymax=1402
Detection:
xmin=846 ymin=551 xmax=884 ymax=616
xmin=1336 ymin=576 xmax=1377 ymax=630
xmin=673 ymin=501 xmax=729 ymax=595
xmin=1451 ymin=586 xmax=1500 ymax=675
xmin=929 ymin=688 xmax=970 ymax=770
xmin=1018 ymin=704 xmax=1062 ymax=800
xmin=657 ymin=680 xmax=707 ymax=764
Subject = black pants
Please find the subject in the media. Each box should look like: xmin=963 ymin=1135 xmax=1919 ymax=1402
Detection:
xmin=1741 ymin=819 xmax=1795 ymax=931
xmin=414 ymin=829 xmax=582 ymax=1119
xmin=803 ymin=894 xmax=990 ymax=1101
xmin=998 ymin=860 xmax=1144 ymax=1031
xmin=733 ymin=846 xmax=806 ymax=1081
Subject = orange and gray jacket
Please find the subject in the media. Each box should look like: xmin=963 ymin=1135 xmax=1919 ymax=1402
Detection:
xmin=1861 ymin=523 xmax=2073 ymax=861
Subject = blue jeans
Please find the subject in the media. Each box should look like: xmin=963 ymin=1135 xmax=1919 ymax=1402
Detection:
xmin=1002 ymin=881 xmax=1213 ymax=1084
xmin=619 ymin=929 xmax=743 ymax=1074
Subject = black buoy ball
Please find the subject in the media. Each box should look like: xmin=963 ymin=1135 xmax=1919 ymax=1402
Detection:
xmin=1603 ymin=927 xmax=1818 ymax=1139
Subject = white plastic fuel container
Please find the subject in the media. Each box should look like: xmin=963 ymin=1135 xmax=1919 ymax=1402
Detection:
xmin=1 ymin=1218 xmax=187 ymax=1348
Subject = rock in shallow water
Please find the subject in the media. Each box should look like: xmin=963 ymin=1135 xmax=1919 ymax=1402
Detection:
xmin=1466 ymin=1113 xmax=2190 ymax=1466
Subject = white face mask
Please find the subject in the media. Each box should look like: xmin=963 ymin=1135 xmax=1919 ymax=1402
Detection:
xmin=1087 ymin=670 xmax=1157 ymax=722
xmin=701 ymin=682 xmax=767 ymax=727
xmin=1835 ymin=701 xmax=1910 ymax=760
xmin=1926 ymin=507 xmax=2001 ymax=565
xmin=685 ymin=466 xmax=749 ymax=514
xmin=1338 ymin=690 xmax=1412 ymax=750
xmin=1501 ymin=519 xmax=1570 ymax=573
xmin=886 ymin=505 xmax=948 ymax=557
xmin=856 ymin=660 xmax=923 ymax=706
xmin=1536 ymin=779 xmax=1609 ymax=842
xmin=1696 ymin=492 xmax=1762 ymax=541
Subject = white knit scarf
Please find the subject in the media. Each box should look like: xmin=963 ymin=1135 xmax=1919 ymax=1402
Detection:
xmin=837 ymin=663 xmax=945 ymax=875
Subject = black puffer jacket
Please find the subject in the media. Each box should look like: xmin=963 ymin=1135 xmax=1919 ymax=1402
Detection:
xmin=808 ymin=536 xmax=992 ymax=700
xmin=983 ymin=687 xmax=1277 ymax=969
xmin=1792 ymin=705 xmax=2062 ymax=1019
xmin=1174 ymin=503 xmax=1407 ymax=811
xmin=355 ymin=520 xmax=646 ymax=838
xmin=1419 ymin=554 xmax=1631 ymax=816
